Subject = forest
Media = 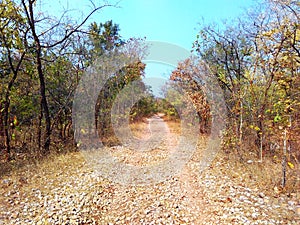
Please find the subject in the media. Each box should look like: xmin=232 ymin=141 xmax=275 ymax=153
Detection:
xmin=0 ymin=0 xmax=299 ymax=224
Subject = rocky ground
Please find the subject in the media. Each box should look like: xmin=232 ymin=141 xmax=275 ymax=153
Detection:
xmin=0 ymin=117 xmax=299 ymax=224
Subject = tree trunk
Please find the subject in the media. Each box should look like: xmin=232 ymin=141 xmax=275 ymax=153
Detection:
xmin=239 ymin=98 xmax=243 ymax=152
xmin=37 ymin=99 xmax=42 ymax=151
xmin=3 ymin=100 xmax=11 ymax=160
xmin=0 ymin=103 xmax=4 ymax=147
xmin=282 ymin=128 xmax=287 ymax=188
xmin=37 ymin=52 xmax=51 ymax=153
xmin=24 ymin=0 xmax=52 ymax=154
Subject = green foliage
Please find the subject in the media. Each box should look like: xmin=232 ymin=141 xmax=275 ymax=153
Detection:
xmin=155 ymin=98 xmax=179 ymax=121
xmin=96 ymin=60 xmax=146 ymax=141
xmin=130 ymin=96 xmax=158 ymax=121
xmin=87 ymin=20 xmax=124 ymax=65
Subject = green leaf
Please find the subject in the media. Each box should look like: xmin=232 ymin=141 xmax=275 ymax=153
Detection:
xmin=254 ymin=126 xmax=260 ymax=131
xmin=274 ymin=115 xmax=281 ymax=122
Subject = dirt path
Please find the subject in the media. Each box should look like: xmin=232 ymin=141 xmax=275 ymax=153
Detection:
xmin=0 ymin=116 xmax=299 ymax=224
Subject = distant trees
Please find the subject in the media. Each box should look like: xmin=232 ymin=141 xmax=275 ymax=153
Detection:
xmin=83 ymin=21 xmax=149 ymax=143
xmin=130 ymin=95 xmax=158 ymax=121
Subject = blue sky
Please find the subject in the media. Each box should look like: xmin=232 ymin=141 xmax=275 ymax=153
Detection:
xmin=45 ymin=0 xmax=257 ymax=96
xmin=97 ymin=0 xmax=256 ymax=50
xmin=46 ymin=0 xmax=256 ymax=50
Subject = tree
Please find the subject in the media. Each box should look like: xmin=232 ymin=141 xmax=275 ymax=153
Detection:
xmin=0 ymin=0 xmax=116 ymax=159
xmin=88 ymin=20 xmax=124 ymax=62
xmin=193 ymin=0 xmax=299 ymax=164
xmin=193 ymin=0 xmax=300 ymax=188
xmin=0 ymin=0 xmax=27 ymax=160
xmin=193 ymin=21 xmax=253 ymax=155
xmin=254 ymin=0 xmax=300 ymax=186
xmin=170 ymin=58 xmax=211 ymax=133
xmin=96 ymin=58 xmax=146 ymax=145
xmin=81 ymin=21 xmax=148 ymax=144
xmin=19 ymin=0 xmax=113 ymax=154
xmin=86 ymin=20 xmax=127 ymax=135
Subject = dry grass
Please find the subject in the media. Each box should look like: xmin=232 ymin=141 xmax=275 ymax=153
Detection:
xmin=1 ymin=118 xmax=299 ymax=201
xmin=129 ymin=119 xmax=152 ymax=139
xmin=0 ymin=151 xmax=84 ymax=181
xmin=218 ymin=150 xmax=300 ymax=197
xmin=164 ymin=120 xmax=181 ymax=134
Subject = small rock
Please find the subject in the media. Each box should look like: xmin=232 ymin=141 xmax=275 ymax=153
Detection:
xmin=2 ymin=179 xmax=12 ymax=186
xmin=251 ymin=212 xmax=259 ymax=219
xmin=239 ymin=196 xmax=248 ymax=202
xmin=288 ymin=201 xmax=296 ymax=206
xmin=296 ymin=206 xmax=300 ymax=216
xmin=258 ymin=192 xmax=265 ymax=198
xmin=19 ymin=177 xmax=28 ymax=184
xmin=257 ymin=198 xmax=264 ymax=205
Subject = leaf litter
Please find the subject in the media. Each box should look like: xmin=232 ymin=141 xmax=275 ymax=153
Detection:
xmin=0 ymin=119 xmax=299 ymax=224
